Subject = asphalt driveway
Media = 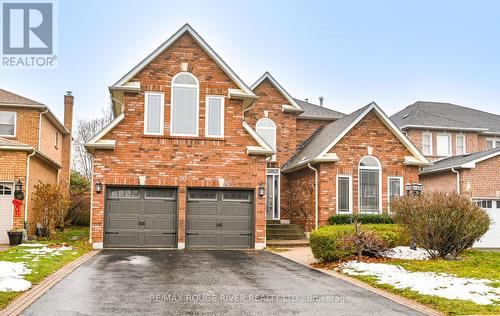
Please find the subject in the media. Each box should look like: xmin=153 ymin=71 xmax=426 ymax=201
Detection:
xmin=22 ymin=250 xmax=423 ymax=315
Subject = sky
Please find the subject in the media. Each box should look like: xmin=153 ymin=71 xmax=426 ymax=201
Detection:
xmin=1 ymin=0 xmax=499 ymax=122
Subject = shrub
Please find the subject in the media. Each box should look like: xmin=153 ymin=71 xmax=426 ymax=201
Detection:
xmin=328 ymin=214 xmax=394 ymax=225
xmin=32 ymin=182 xmax=71 ymax=237
xmin=391 ymin=192 xmax=490 ymax=259
xmin=66 ymin=171 xmax=91 ymax=226
xmin=310 ymin=224 xmax=409 ymax=262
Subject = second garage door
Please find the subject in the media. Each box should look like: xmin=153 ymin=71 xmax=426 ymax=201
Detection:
xmin=186 ymin=189 xmax=254 ymax=249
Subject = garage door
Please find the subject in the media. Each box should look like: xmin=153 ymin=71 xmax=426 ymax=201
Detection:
xmin=474 ymin=199 xmax=499 ymax=248
xmin=186 ymin=189 xmax=254 ymax=249
xmin=105 ymin=187 xmax=177 ymax=248
xmin=0 ymin=183 xmax=13 ymax=244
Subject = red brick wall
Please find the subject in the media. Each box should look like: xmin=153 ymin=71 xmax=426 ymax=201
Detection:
xmin=91 ymin=33 xmax=267 ymax=247
xmin=419 ymin=171 xmax=457 ymax=193
xmin=285 ymin=110 xmax=420 ymax=230
xmin=0 ymin=151 xmax=27 ymax=230
xmin=461 ymin=154 xmax=500 ymax=199
xmin=295 ymin=119 xmax=332 ymax=147
xmin=0 ymin=106 xmax=40 ymax=148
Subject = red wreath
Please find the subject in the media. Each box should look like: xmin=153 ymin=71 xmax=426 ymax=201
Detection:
xmin=12 ymin=199 xmax=22 ymax=217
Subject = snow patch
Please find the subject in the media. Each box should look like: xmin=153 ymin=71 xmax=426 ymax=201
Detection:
xmin=23 ymin=246 xmax=73 ymax=256
xmin=0 ymin=261 xmax=32 ymax=292
xmin=341 ymin=261 xmax=500 ymax=305
xmin=382 ymin=246 xmax=432 ymax=260
xmin=18 ymin=243 xmax=47 ymax=247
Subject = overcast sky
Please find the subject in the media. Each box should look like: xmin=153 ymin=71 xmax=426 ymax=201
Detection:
xmin=1 ymin=0 xmax=499 ymax=122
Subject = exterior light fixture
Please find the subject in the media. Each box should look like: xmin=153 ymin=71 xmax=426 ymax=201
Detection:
xmin=14 ymin=179 xmax=22 ymax=192
xmin=405 ymin=183 xmax=412 ymax=195
xmin=258 ymin=183 xmax=265 ymax=197
xmin=14 ymin=179 xmax=25 ymax=201
xmin=95 ymin=181 xmax=103 ymax=194
xmin=412 ymin=182 xmax=419 ymax=192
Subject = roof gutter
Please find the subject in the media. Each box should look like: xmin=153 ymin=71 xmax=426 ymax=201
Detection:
xmin=451 ymin=167 xmax=460 ymax=194
xmin=307 ymin=163 xmax=319 ymax=230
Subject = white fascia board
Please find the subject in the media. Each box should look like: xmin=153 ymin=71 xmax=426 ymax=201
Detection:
xmin=228 ymin=88 xmax=258 ymax=100
xmin=112 ymin=24 xmax=255 ymax=97
xmin=87 ymin=113 xmax=124 ymax=144
xmin=0 ymin=145 xmax=33 ymax=151
xmin=109 ymin=82 xmax=141 ymax=92
xmin=404 ymin=156 xmax=432 ymax=167
xmin=84 ymin=140 xmax=117 ymax=151
xmin=282 ymin=104 xmax=304 ymax=113
xmin=399 ymin=125 xmax=489 ymax=132
xmin=246 ymin=146 xmax=275 ymax=156
xmin=242 ymin=121 xmax=273 ymax=151
xmin=313 ymin=152 xmax=339 ymax=163
xmin=250 ymin=72 xmax=302 ymax=110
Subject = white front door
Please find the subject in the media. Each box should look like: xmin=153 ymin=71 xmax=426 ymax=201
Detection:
xmin=0 ymin=183 xmax=14 ymax=244
xmin=266 ymin=169 xmax=280 ymax=220
xmin=474 ymin=199 xmax=499 ymax=248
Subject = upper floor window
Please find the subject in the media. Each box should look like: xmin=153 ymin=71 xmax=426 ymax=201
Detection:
xmin=456 ymin=134 xmax=466 ymax=155
xmin=486 ymin=137 xmax=500 ymax=149
xmin=205 ymin=96 xmax=224 ymax=138
xmin=55 ymin=132 xmax=59 ymax=149
xmin=0 ymin=111 xmax=16 ymax=137
xmin=422 ymin=132 xmax=432 ymax=155
xmin=170 ymin=72 xmax=199 ymax=137
xmin=144 ymin=92 xmax=164 ymax=135
xmin=436 ymin=133 xmax=451 ymax=156
xmin=359 ymin=156 xmax=381 ymax=214
xmin=256 ymin=118 xmax=276 ymax=161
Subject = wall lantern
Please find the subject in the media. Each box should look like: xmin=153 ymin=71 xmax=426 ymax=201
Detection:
xmin=405 ymin=183 xmax=412 ymax=195
xmin=258 ymin=183 xmax=265 ymax=197
xmin=406 ymin=182 xmax=423 ymax=196
xmin=14 ymin=179 xmax=23 ymax=192
xmin=14 ymin=179 xmax=25 ymax=201
xmin=95 ymin=181 xmax=103 ymax=194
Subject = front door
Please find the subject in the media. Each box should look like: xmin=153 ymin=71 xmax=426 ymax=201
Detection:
xmin=266 ymin=169 xmax=280 ymax=220
xmin=0 ymin=183 xmax=13 ymax=244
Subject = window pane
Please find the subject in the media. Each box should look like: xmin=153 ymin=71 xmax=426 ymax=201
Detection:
xmin=487 ymin=140 xmax=494 ymax=149
xmin=436 ymin=135 xmax=450 ymax=156
xmin=173 ymin=73 xmax=197 ymax=85
xmin=337 ymin=177 xmax=350 ymax=212
xmin=145 ymin=189 xmax=175 ymax=200
xmin=222 ymin=191 xmax=251 ymax=201
xmin=188 ymin=190 xmax=217 ymax=201
xmin=456 ymin=136 xmax=465 ymax=154
xmin=360 ymin=156 xmax=379 ymax=167
xmin=496 ymin=141 xmax=500 ymax=148
xmin=0 ymin=112 xmax=15 ymax=136
xmin=172 ymin=86 xmax=197 ymax=135
xmin=389 ymin=178 xmax=402 ymax=210
xmin=146 ymin=94 xmax=162 ymax=134
xmin=207 ymin=97 xmax=222 ymax=136
xmin=360 ymin=169 xmax=379 ymax=212
xmin=109 ymin=188 xmax=140 ymax=199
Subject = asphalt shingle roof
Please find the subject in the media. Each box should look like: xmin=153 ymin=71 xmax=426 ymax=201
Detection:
xmin=0 ymin=88 xmax=44 ymax=106
xmin=0 ymin=137 xmax=31 ymax=148
xmin=283 ymin=103 xmax=372 ymax=172
xmin=294 ymin=98 xmax=345 ymax=120
xmin=391 ymin=101 xmax=500 ymax=133
xmin=421 ymin=147 xmax=500 ymax=174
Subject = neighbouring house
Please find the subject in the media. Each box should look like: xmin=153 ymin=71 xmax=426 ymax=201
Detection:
xmin=0 ymin=89 xmax=73 ymax=243
xmin=392 ymin=102 xmax=500 ymax=248
xmin=85 ymin=24 xmax=430 ymax=250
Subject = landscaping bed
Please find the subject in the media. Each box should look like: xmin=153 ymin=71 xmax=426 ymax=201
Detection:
xmin=0 ymin=226 xmax=92 ymax=309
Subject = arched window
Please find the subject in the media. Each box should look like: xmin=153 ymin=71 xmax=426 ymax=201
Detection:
xmin=170 ymin=72 xmax=199 ymax=136
xmin=359 ymin=156 xmax=381 ymax=213
xmin=256 ymin=118 xmax=276 ymax=161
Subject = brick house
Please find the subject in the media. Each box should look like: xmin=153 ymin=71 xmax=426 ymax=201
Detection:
xmin=85 ymin=24 xmax=430 ymax=249
xmin=0 ymin=89 xmax=73 ymax=243
xmin=392 ymin=102 xmax=500 ymax=248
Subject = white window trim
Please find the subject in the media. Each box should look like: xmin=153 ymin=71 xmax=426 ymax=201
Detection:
xmin=205 ymin=95 xmax=225 ymax=138
xmin=144 ymin=91 xmax=165 ymax=136
xmin=266 ymin=168 xmax=280 ymax=219
xmin=0 ymin=111 xmax=17 ymax=137
xmin=486 ymin=137 xmax=500 ymax=149
xmin=170 ymin=72 xmax=199 ymax=137
xmin=436 ymin=132 xmax=452 ymax=157
xmin=256 ymin=118 xmax=277 ymax=162
xmin=456 ymin=134 xmax=466 ymax=155
xmin=358 ymin=155 xmax=382 ymax=214
xmin=421 ymin=131 xmax=433 ymax=156
xmin=387 ymin=176 xmax=403 ymax=212
xmin=336 ymin=174 xmax=353 ymax=214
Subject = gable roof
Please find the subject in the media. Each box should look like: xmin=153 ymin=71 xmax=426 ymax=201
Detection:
xmin=283 ymin=102 xmax=430 ymax=172
xmin=391 ymin=101 xmax=500 ymax=134
xmin=420 ymin=147 xmax=500 ymax=175
xmin=250 ymin=72 xmax=303 ymax=112
xmin=0 ymin=136 xmax=32 ymax=150
xmin=294 ymin=98 xmax=345 ymax=121
xmin=111 ymin=24 xmax=255 ymax=98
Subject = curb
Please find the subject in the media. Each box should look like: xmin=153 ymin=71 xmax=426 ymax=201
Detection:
xmin=273 ymin=250 xmax=443 ymax=316
xmin=1 ymin=250 xmax=99 ymax=316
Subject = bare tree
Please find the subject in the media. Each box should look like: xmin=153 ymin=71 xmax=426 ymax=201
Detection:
xmin=72 ymin=106 xmax=114 ymax=179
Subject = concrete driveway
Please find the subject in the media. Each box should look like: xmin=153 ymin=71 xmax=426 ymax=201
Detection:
xmin=22 ymin=250 xmax=423 ymax=315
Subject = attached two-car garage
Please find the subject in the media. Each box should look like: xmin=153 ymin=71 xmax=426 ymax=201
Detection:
xmin=104 ymin=187 xmax=254 ymax=249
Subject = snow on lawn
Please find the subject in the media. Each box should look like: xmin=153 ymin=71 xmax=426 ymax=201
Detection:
xmin=23 ymin=245 xmax=73 ymax=256
xmin=18 ymin=243 xmax=47 ymax=247
xmin=382 ymin=246 xmax=432 ymax=260
xmin=0 ymin=261 xmax=32 ymax=292
xmin=341 ymin=261 xmax=500 ymax=305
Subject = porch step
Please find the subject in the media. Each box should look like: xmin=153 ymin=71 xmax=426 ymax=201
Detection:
xmin=267 ymin=239 xmax=309 ymax=247
xmin=266 ymin=222 xmax=307 ymax=240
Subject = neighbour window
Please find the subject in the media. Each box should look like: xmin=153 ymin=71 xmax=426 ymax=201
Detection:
xmin=171 ymin=72 xmax=199 ymax=136
xmin=436 ymin=133 xmax=451 ymax=156
xmin=0 ymin=111 xmax=16 ymax=136
xmin=486 ymin=137 xmax=500 ymax=149
xmin=422 ymin=132 xmax=432 ymax=155
xmin=474 ymin=200 xmax=493 ymax=209
xmin=256 ymin=118 xmax=276 ymax=161
xmin=144 ymin=92 xmax=164 ymax=135
xmin=336 ymin=175 xmax=352 ymax=213
xmin=388 ymin=177 xmax=403 ymax=212
xmin=456 ymin=134 xmax=465 ymax=155
xmin=359 ymin=156 xmax=381 ymax=213
xmin=205 ymin=96 xmax=224 ymax=138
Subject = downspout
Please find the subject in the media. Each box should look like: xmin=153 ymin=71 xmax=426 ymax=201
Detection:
xmin=24 ymin=108 xmax=49 ymax=230
xmin=307 ymin=163 xmax=319 ymax=230
xmin=451 ymin=168 xmax=460 ymax=194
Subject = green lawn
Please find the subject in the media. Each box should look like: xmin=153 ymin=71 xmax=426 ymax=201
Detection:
xmin=0 ymin=226 xmax=92 ymax=309
xmin=342 ymin=250 xmax=500 ymax=315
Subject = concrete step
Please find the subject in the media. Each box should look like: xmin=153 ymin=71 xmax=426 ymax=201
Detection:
xmin=266 ymin=233 xmax=307 ymax=240
xmin=267 ymin=240 xmax=309 ymax=247
xmin=266 ymin=219 xmax=281 ymax=225
xmin=266 ymin=228 xmax=306 ymax=235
